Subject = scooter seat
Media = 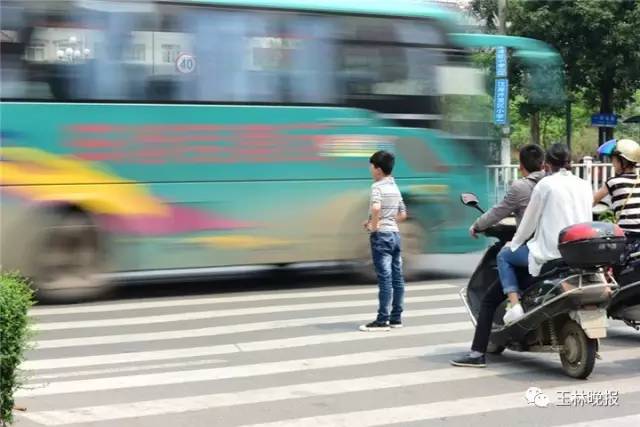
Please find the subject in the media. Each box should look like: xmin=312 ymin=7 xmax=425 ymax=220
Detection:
xmin=521 ymin=259 xmax=569 ymax=288
xmin=539 ymin=259 xmax=569 ymax=277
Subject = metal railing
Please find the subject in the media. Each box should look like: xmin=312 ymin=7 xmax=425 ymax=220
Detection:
xmin=487 ymin=157 xmax=639 ymax=205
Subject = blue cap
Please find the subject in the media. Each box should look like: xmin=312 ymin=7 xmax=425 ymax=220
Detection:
xmin=597 ymin=139 xmax=617 ymax=157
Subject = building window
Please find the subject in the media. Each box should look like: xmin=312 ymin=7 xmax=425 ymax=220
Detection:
xmin=25 ymin=44 xmax=45 ymax=61
xmin=126 ymin=43 xmax=146 ymax=62
xmin=161 ymin=44 xmax=180 ymax=63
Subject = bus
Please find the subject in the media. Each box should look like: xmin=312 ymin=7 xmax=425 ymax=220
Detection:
xmin=0 ymin=0 xmax=563 ymax=301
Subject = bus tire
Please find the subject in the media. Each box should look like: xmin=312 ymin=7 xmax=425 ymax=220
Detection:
xmin=30 ymin=208 xmax=110 ymax=303
xmin=355 ymin=221 xmax=425 ymax=283
xmin=400 ymin=221 xmax=425 ymax=281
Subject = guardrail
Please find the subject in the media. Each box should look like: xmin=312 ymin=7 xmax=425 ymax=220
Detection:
xmin=487 ymin=157 xmax=639 ymax=205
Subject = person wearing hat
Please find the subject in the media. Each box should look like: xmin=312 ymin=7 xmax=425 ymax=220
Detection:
xmin=594 ymin=139 xmax=640 ymax=237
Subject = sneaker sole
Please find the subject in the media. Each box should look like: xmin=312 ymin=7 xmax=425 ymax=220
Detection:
xmin=359 ymin=326 xmax=391 ymax=332
xmin=450 ymin=361 xmax=486 ymax=368
xmin=390 ymin=324 xmax=403 ymax=329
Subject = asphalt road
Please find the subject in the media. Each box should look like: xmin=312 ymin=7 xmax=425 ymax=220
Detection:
xmin=12 ymin=255 xmax=640 ymax=427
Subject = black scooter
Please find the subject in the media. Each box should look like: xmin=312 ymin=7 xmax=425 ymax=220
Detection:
xmin=593 ymin=202 xmax=640 ymax=330
xmin=460 ymin=192 xmax=623 ymax=379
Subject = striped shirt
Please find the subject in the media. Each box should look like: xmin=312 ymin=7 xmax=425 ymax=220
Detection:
xmin=607 ymin=173 xmax=640 ymax=234
xmin=370 ymin=176 xmax=406 ymax=232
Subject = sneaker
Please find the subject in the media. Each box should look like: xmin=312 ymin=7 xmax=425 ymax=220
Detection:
xmin=450 ymin=353 xmax=486 ymax=368
xmin=359 ymin=321 xmax=391 ymax=332
xmin=503 ymin=303 xmax=525 ymax=325
xmin=390 ymin=320 xmax=403 ymax=329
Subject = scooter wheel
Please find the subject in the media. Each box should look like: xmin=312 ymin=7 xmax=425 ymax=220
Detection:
xmin=486 ymin=341 xmax=506 ymax=355
xmin=559 ymin=320 xmax=597 ymax=379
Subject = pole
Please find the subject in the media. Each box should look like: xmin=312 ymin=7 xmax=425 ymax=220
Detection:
xmin=498 ymin=0 xmax=510 ymax=165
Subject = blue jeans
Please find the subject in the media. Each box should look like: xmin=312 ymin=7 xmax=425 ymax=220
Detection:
xmin=370 ymin=231 xmax=405 ymax=322
xmin=497 ymin=244 xmax=529 ymax=295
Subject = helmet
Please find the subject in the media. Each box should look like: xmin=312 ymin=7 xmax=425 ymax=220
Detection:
xmin=597 ymin=139 xmax=640 ymax=163
xmin=615 ymin=139 xmax=640 ymax=163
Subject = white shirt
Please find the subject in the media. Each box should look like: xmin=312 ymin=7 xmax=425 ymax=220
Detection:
xmin=511 ymin=169 xmax=592 ymax=276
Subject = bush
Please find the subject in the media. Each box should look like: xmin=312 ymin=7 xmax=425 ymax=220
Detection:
xmin=598 ymin=209 xmax=616 ymax=224
xmin=0 ymin=273 xmax=34 ymax=426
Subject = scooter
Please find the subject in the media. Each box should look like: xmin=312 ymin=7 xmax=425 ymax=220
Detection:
xmin=594 ymin=201 xmax=640 ymax=330
xmin=608 ymin=257 xmax=640 ymax=329
xmin=459 ymin=192 xmax=624 ymax=379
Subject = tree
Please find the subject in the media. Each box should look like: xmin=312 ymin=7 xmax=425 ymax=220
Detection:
xmin=468 ymin=0 xmax=499 ymax=32
xmin=469 ymin=0 xmax=640 ymax=146
xmin=507 ymin=0 xmax=640 ymax=142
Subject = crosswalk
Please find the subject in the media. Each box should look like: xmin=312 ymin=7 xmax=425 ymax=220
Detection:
xmin=16 ymin=279 xmax=640 ymax=427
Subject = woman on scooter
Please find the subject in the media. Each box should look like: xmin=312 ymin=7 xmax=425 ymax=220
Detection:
xmin=593 ymin=139 xmax=640 ymax=276
xmin=499 ymin=144 xmax=593 ymax=324
xmin=594 ymin=139 xmax=640 ymax=233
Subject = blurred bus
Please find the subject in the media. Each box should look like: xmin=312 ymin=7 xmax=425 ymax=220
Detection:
xmin=0 ymin=0 xmax=562 ymax=301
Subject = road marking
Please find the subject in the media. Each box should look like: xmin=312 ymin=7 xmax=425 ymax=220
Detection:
xmin=239 ymin=375 xmax=640 ymax=427
xmin=32 ymin=358 xmax=227 ymax=381
xmin=34 ymin=306 xmax=467 ymax=349
xmin=30 ymin=283 xmax=457 ymax=316
xmin=17 ymin=342 xmax=468 ymax=397
xmin=33 ymin=294 xmax=461 ymax=331
xmin=23 ymin=322 xmax=472 ymax=371
xmin=14 ymin=362 xmax=534 ymax=425
xmin=555 ymin=414 xmax=640 ymax=427
xmin=18 ymin=347 xmax=640 ymax=426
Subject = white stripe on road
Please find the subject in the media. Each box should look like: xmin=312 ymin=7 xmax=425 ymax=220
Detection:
xmin=23 ymin=322 xmax=472 ymax=371
xmin=555 ymin=414 xmax=640 ymax=427
xmin=15 ymin=362 xmax=533 ymax=425
xmin=240 ymin=375 xmax=640 ymax=427
xmin=34 ymin=306 xmax=468 ymax=350
xmin=33 ymin=294 xmax=461 ymax=331
xmin=31 ymin=283 xmax=456 ymax=316
xmin=17 ymin=342 xmax=468 ymax=397
xmin=33 ymin=358 xmax=228 ymax=381
xmin=19 ymin=347 xmax=640 ymax=426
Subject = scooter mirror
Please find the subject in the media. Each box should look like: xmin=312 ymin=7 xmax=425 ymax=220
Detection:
xmin=460 ymin=192 xmax=485 ymax=213
xmin=461 ymin=192 xmax=479 ymax=207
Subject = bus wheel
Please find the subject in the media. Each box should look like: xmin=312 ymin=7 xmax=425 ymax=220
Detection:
xmin=32 ymin=210 xmax=109 ymax=303
xmin=400 ymin=221 xmax=425 ymax=281
xmin=354 ymin=221 xmax=425 ymax=283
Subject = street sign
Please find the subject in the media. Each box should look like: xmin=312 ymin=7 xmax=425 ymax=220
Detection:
xmin=175 ymin=53 xmax=196 ymax=74
xmin=494 ymin=78 xmax=509 ymax=125
xmin=496 ymin=46 xmax=507 ymax=78
xmin=591 ymin=113 xmax=617 ymax=128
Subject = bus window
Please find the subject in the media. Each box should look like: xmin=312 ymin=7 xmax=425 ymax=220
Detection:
xmin=283 ymin=15 xmax=337 ymax=104
xmin=0 ymin=1 xmax=48 ymax=99
xmin=181 ymin=8 xmax=285 ymax=103
xmin=7 ymin=0 xmax=158 ymax=101
xmin=179 ymin=8 xmax=336 ymax=104
xmin=334 ymin=17 xmax=448 ymax=127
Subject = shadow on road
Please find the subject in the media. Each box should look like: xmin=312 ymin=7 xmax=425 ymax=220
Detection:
xmin=34 ymin=252 xmax=481 ymax=305
xmin=102 ymin=268 xmax=466 ymax=302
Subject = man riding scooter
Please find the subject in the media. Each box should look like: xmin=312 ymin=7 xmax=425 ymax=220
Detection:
xmin=499 ymin=143 xmax=593 ymax=324
xmin=450 ymin=144 xmax=545 ymax=368
xmin=452 ymin=143 xmax=593 ymax=368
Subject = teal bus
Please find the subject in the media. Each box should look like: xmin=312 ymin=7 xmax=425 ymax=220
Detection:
xmin=0 ymin=0 xmax=562 ymax=300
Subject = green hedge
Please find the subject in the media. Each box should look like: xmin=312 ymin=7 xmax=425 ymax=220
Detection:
xmin=0 ymin=273 xmax=34 ymax=426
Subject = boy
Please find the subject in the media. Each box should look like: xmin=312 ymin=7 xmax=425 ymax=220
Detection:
xmin=360 ymin=150 xmax=408 ymax=332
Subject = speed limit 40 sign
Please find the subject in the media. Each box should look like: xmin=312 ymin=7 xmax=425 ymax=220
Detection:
xmin=176 ymin=53 xmax=196 ymax=74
